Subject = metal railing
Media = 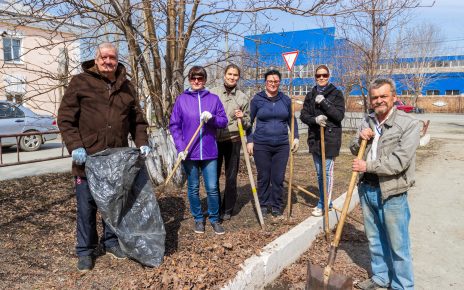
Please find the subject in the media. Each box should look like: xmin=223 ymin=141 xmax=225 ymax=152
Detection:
xmin=0 ymin=130 xmax=69 ymax=167
xmin=0 ymin=117 xmax=429 ymax=167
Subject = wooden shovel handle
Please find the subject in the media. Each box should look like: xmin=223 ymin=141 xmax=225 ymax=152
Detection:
xmin=321 ymin=126 xmax=330 ymax=242
xmin=238 ymin=118 xmax=265 ymax=228
xmin=332 ymin=139 xmax=368 ymax=247
xmin=164 ymin=121 xmax=204 ymax=186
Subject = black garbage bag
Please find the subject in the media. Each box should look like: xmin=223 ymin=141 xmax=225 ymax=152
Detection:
xmin=85 ymin=147 xmax=165 ymax=267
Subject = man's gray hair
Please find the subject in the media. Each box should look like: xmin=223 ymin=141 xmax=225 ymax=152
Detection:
xmin=95 ymin=42 xmax=118 ymax=59
xmin=369 ymin=78 xmax=396 ymax=95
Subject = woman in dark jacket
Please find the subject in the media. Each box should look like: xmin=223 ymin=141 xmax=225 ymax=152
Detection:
xmin=246 ymin=69 xmax=299 ymax=217
xmin=300 ymin=65 xmax=345 ymax=217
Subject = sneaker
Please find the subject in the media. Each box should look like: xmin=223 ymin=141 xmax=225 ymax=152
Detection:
xmin=271 ymin=208 xmax=282 ymax=217
xmin=106 ymin=245 xmax=127 ymax=260
xmin=211 ymin=222 xmax=225 ymax=235
xmin=221 ymin=213 xmax=232 ymax=222
xmin=77 ymin=255 xmax=95 ymax=272
xmin=357 ymin=278 xmax=388 ymax=290
xmin=260 ymin=206 xmax=268 ymax=216
xmin=194 ymin=221 xmax=205 ymax=234
xmin=312 ymin=207 xmax=323 ymax=217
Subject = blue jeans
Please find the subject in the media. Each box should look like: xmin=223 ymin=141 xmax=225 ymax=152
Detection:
xmin=312 ymin=153 xmax=334 ymax=209
xmin=75 ymin=177 xmax=118 ymax=257
xmin=183 ymin=159 xmax=220 ymax=223
xmin=358 ymin=182 xmax=414 ymax=290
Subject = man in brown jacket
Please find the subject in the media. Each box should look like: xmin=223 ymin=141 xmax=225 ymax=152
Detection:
xmin=58 ymin=42 xmax=150 ymax=272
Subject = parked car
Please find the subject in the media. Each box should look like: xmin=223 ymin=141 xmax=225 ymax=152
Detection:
xmin=0 ymin=101 xmax=58 ymax=151
xmin=394 ymin=99 xmax=415 ymax=113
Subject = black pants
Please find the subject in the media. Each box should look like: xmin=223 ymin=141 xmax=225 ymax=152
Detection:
xmin=75 ymin=176 xmax=118 ymax=257
xmin=253 ymin=143 xmax=289 ymax=211
xmin=217 ymin=140 xmax=242 ymax=215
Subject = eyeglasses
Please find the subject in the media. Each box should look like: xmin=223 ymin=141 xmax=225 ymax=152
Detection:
xmin=266 ymin=80 xmax=280 ymax=85
xmin=315 ymin=74 xmax=329 ymax=79
xmin=190 ymin=76 xmax=205 ymax=82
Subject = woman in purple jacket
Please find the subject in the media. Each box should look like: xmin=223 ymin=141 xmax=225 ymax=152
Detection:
xmin=169 ymin=66 xmax=228 ymax=235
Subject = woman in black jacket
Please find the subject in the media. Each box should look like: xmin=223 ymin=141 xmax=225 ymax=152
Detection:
xmin=300 ymin=65 xmax=345 ymax=217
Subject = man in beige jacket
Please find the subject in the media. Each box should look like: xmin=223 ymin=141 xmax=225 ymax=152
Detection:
xmin=350 ymin=78 xmax=420 ymax=290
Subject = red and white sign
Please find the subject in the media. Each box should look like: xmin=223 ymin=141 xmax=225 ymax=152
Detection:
xmin=282 ymin=50 xmax=299 ymax=71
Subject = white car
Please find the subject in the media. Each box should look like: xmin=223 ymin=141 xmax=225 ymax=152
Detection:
xmin=0 ymin=101 xmax=59 ymax=151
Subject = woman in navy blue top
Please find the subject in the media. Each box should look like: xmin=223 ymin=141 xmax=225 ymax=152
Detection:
xmin=246 ymin=69 xmax=299 ymax=216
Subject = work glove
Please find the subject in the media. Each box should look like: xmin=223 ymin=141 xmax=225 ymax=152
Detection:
xmin=72 ymin=147 xmax=87 ymax=165
xmin=315 ymin=115 xmax=328 ymax=127
xmin=315 ymin=94 xmax=325 ymax=104
xmin=291 ymin=138 xmax=299 ymax=153
xmin=140 ymin=145 xmax=151 ymax=157
xmin=200 ymin=111 xmax=212 ymax=123
xmin=178 ymin=151 xmax=188 ymax=160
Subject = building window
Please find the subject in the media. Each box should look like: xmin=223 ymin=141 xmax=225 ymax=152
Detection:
xmin=3 ymin=37 xmax=21 ymax=62
xmin=6 ymin=93 xmax=23 ymax=104
xmin=400 ymin=62 xmax=409 ymax=69
xmin=445 ymin=90 xmax=460 ymax=95
xmin=0 ymin=102 xmax=24 ymax=119
xmin=426 ymin=90 xmax=440 ymax=95
xmin=401 ymin=90 xmax=414 ymax=95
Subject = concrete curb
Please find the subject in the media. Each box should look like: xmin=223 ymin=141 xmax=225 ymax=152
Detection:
xmin=222 ymin=188 xmax=360 ymax=290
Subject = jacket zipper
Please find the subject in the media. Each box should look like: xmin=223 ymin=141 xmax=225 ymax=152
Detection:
xmin=197 ymin=92 xmax=203 ymax=160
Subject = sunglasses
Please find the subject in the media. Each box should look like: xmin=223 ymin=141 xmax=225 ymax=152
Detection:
xmin=190 ymin=76 xmax=205 ymax=82
xmin=315 ymin=73 xmax=329 ymax=79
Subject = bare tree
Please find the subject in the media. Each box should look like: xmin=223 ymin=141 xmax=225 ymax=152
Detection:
xmin=5 ymin=0 xmax=349 ymax=184
xmin=331 ymin=39 xmax=364 ymax=106
xmin=17 ymin=0 xmax=347 ymax=128
xmin=397 ymin=23 xmax=443 ymax=107
xmin=332 ymin=0 xmax=421 ymax=112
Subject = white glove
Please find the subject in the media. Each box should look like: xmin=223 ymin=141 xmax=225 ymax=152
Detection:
xmin=315 ymin=94 xmax=325 ymax=104
xmin=315 ymin=115 xmax=327 ymax=127
xmin=72 ymin=147 xmax=87 ymax=165
xmin=291 ymin=138 xmax=299 ymax=153
xmin=140 ymin=145 xmax=151 ymax=157
xmin=178 ymin=151 xmax=188 ymax=160
xmin=200 ymin=111 xmax=212 ymax=123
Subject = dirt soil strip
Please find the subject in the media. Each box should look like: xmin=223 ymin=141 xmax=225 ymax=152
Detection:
xmin=0 ymin=151 xmax=355 ymax=289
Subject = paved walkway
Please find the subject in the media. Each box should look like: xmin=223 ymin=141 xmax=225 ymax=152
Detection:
xmin=409 ymin=115 xmax=464 ymax=289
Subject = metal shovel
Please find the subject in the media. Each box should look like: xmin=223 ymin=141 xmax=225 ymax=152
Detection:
xmin=306 ymin=139 xmax=367 ymax=290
